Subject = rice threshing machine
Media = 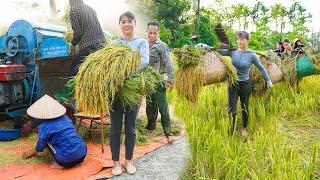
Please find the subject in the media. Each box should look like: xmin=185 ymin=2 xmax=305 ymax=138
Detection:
xmin=0 ymin=20 xmax=72 ymax=121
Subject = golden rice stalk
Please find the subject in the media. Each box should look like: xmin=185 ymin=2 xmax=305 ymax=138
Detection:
xmin=173 ymin=46 xmax=206 ymax=102
xmin=175 ymin=66 xmax=205 ymax=103
xmin=75 ymin=45 xmax=140 ymax=115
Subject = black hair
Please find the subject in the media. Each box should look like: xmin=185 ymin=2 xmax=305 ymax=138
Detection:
xmin=283 ymin=39 xmax=290 ymax=43
xmin=236 ymin=31 xmax=249 ymax=40
xmin=147 ymin=22 xmax=160 ymax=29
xmin=119 ymin=11 xmax=136 ymax=24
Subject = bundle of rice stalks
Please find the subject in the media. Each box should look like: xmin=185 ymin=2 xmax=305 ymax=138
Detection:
xmin=249 ymin=56 xmax=273 ymax=92
xmin=174 ymin=45 xmax=238 ymax=102
xmin=119 ymin=67 xmax=162 ymax=108
xmin=75 ymin=45 xmax=141 ymax=115
xmin=174 ymin=46 xmax=205 ymax=102
xmin=279 ymin=56 xmax=297 ymax=85
xmin=175 ymin=66 xmax=205 ymax=103
xmin=250 ymin=51 xmax=296 ymax=93
xmin=174 ymin=45 xmax=203 ymax=69
xmin=306 ymin=48 xmax=320 ymax=73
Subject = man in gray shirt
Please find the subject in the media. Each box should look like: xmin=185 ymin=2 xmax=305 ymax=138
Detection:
xmin=68 ymin=0 xmax=106 ymax=76
xmin=145 ymin=22 xmax=174 ymax=142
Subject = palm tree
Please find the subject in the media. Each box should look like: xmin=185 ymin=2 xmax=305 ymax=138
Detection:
xmin=250 ymin=1 xmax=269 ymax=31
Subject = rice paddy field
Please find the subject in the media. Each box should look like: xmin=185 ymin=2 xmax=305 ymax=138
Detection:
xmin=171 ymin=76 xmax=320 ymax=179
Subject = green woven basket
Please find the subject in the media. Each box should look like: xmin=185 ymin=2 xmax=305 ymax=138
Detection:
xmin=296 ymin=55 xmax=316 ymax=79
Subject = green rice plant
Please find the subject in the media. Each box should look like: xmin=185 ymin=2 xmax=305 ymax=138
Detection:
xmin=173 ymin=45 xmax=203 ymax=70
xmin=119 ymin=67 xmax=162 ymax=108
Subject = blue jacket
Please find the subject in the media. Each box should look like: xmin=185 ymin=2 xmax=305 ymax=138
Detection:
xmin=35 ymin=115 xmax=87 ymax=163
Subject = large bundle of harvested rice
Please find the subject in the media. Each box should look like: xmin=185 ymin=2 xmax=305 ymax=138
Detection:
xmin=250 ymin=51 xmax=284 ymax=92
xmin=250 ymin=50 xmax=320 ymax=92
xmin=306 ymin=48 xmax=320 ymax=73
xmin=174 ymin=46 xmax=205 ymax=102
xmin=174 ymin=45 xmax=237 ymax=102
xmin=75 ymin=45 xmax=159 ymax=115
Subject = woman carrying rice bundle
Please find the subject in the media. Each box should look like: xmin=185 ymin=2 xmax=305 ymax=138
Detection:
xmin=227 ymin=31 xmax=273 ymax=138
xmin=110 ymin=11 xmax=149 ymax=176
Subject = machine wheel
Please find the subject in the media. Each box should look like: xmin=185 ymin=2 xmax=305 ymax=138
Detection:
xmin=5 ymin=36 xmax=20 ymax=57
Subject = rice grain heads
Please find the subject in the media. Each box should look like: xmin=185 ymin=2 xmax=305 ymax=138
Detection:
xmin=174 ymin=46 xmax=205 ymax=103
xmin=75 ymin=45 xmax=141 ymax=115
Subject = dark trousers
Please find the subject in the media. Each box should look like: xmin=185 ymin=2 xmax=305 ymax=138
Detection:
xmin=47 ymin=143 xmax=86 ymax=168
xmin=68 ymin=43 xmax=104 ymax=77
xmin=146 ymin=82 xmax=171 ymax=136
xmin=109 ymin=98 xmax=139 ymax=161
xmin=228 ymin=80 xmax=252 ymax=130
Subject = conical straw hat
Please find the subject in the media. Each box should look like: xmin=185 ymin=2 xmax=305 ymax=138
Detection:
xmin=27 ymin=95 xmax=66 ymax=119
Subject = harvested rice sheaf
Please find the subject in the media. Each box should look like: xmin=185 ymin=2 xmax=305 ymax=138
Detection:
xmin=251 ymin=50 xmax=298 ymax=92
xmin=119 ymin=67 xmax=162 ymax=108
xmin=174 ymin=45 xmax=238 ymax=102
xmin=173 ymin=46 xmax=205 ymax=102
xmin=75 ymin=45 xmax=159 ymax=115
xmin=175 ymin=66 xmax=205 ymax=103
xmin=174 ymin=45 xmax=203 ymax=69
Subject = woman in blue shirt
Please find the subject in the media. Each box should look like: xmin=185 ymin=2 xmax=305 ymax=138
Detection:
xmin=110 ymin=11 xmax=149 ymax=176
xmin=228 ymin=31 xmax=273 ymax=138
xmin=22 ymin=95 xmax=87 ymax=168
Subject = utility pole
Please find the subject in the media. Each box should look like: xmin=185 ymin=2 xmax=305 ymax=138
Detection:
xmin=197 ymin=0 xmax=200 ymax=32
xmin=49 ymin=0 xmax=57 ymax=19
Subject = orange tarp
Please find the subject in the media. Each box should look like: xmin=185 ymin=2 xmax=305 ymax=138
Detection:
xmin=0 ymin=136 xmax=182 ymax=180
